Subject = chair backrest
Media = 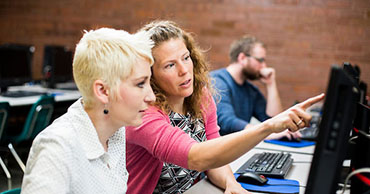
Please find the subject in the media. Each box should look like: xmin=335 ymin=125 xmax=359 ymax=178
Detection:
xmin=0 ymin=188 xmax=21 ymax=194
xmin=0 ymin=102 xmax=10 ymax=141
xmin=13 ymin=95 xmax=55 ymax=144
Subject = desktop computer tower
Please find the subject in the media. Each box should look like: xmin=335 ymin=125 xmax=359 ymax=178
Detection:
xmin=350 ymin=103 xmax=370 ymax=194
xmin=42 ymin=45 xmax=74 ymax=89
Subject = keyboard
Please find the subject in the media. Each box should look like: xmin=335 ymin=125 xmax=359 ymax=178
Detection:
xmin=300 ymin=113 xmax=321 ymax=140
xmin=1 ymin=90 xmax=47 ymax=98
xmin=300 ymin=125 xmax=319 ymax=140
xmin=236 ymin=152 xmax=293 ymax=179
xmin=301 ymin=105 xmax=322 ymax=140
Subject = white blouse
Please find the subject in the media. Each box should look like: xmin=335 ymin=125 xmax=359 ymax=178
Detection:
xmin=21 ymin=98 xmax=128 ymax=194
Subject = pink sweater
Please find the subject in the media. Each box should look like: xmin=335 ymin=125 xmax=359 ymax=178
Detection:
xmin=126 ymin=95 xmax=220 ymax=194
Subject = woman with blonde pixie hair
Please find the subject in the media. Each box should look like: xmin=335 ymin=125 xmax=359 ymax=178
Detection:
xmin=126 ymin=20 xmax=324 ymax=194
xmin=21 ymin=28 xmax=155 ymax=194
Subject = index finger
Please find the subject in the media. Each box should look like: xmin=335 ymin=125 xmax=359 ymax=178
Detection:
xmin=298 ymin=93 xmax=325 ymax=110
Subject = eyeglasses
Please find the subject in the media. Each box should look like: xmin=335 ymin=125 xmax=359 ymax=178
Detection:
xmin=245 ymin=54 xmax=265 ymax=63
xmin=250 ymin=56 xmax=265 ymax=63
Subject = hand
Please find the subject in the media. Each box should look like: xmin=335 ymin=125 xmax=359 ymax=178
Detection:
xmin=259 ymin=67 xmax=275 ymax=85
xmin=224 ymin=182 xmax=251 ymax=194
xmin=264 ymin=93 xmax=325 ymax=134
xmin=265 ymin=129 xmax=302 ymax=140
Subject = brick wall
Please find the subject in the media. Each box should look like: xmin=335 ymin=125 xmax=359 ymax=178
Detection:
xmin=0 ymin=0 xmax=369 ymax=108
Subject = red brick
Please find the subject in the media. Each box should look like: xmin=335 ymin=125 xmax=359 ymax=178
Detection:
xmin=0 ymin=0 xmax=368 ymax=106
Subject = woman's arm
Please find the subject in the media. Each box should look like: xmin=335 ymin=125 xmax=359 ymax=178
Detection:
xmin=203 ymin=96 xmax=249 ymax=194
xmin=188 ymin=121 xmax=270 ymax=171
xmin=188 ymin=94 xmax=324 ymax=171
xmin=207 ymin=165 xmax=251 ymax=194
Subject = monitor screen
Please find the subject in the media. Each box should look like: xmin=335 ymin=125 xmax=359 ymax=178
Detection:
xmin=305 ymin=65 xmax=360 ymax=194
xmin=43 ymin=45 xmax=74 ymax=88
xmin=0 ymin=44 xmax=34 ymax=93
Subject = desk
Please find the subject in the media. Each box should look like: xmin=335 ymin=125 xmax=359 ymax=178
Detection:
xmin=249 ymin=117 xmax=315 ymax=155
xmin=184 ymin=148 xmax=313 ymax=194
xmin=255 ymin=141 xmax=315 ymax=155
xmin=184 ymin=141 xmax=352 ymax=194
xmin=1 ymin=85 xmax=81 ymax=131
xmin=0 ymin=85 xmax=81 ymax=106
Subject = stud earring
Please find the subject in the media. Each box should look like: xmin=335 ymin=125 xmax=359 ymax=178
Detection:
xmin=103 ymin=104 xmax=109 ymax=114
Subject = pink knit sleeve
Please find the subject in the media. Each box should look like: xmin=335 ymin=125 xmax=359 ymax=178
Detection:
xmin=203 ymin=89 xmax=220 ymax=140
xmin=126 ymin=106 xmax=196 ymax=168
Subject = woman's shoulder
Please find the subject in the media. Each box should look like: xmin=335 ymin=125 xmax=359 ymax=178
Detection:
xmin=146 ymin=105 xmax=161 ymax=112
xmin=34 ymin=114 xmax=78 ymax=146
xmin=144 ymin=105 xmax=167 ymax=116
xmin=126 ymin=105 xmax=168 ymax=130
xmin=200 ymin=87 xmax=215 ymax=105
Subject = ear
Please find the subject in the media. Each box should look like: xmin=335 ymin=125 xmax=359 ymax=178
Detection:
xmin=93 ymin=80 xmax=109 ymax=104
xmin=237 ymin=52 xmax=248 ymax=64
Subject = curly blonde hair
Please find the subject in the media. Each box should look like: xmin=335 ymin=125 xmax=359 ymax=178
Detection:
xmin=139 ymin=20 xmax=213 ymax=118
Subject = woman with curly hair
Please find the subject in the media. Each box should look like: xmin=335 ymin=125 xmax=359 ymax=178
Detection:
xmin=125 ymin=20 xmax=324 ymax=194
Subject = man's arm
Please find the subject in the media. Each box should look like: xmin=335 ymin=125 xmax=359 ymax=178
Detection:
xmin=260 ymin=67 xmax=283 ymax=116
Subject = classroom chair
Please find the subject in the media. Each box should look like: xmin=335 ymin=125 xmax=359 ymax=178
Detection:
xmin=6 ymin=95 xmax=55 ymax=172
xmin=0 ymin=188 xmax=21 ymax=194
xmin=0 ymin=102 xmax=12 ymax=190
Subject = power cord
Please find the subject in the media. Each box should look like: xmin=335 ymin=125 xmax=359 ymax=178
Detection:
xmin=348 ymin=135 xmax=358 ymax=144
xmin=341 ymin=167 xmax=370 ymax=194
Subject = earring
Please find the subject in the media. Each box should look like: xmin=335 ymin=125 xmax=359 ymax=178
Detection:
xmin=103 ymin=104 xmax=109 ymax=114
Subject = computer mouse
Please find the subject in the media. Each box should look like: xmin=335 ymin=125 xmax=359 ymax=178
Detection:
xmin=236 ymin=172 xmax=268 ymax=185
xmin=278 ymin=136 xmax=301 ymax=142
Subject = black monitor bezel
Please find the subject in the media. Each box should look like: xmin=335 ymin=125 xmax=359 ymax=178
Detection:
xmin=305 ymin=64 xmax=360 ymax=194
xmin=0 ymin=44 xmax=34 ymax=92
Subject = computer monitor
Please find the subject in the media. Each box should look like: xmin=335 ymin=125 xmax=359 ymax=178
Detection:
xmin=343 ymin=62 xmax=360 ymax=84
xmin=305 ymin=65 xmax=360 ymax=194
xmin=43 ymin=45 xmax=74 ymax=88
xmin=342 ymin=62 xmax=367 ymax=104
xmin=0 ymin=44 xmax=34 ymax=93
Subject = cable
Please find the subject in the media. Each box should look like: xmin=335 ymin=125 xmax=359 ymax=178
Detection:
xmin=348 ymin=135 xmax=358 ymax=144
xmin=341 ymin=167 xmax=370 ymax=194
xmin=337 ymin=183 xmax=351 ymax=190
xmin=355 ymin=169 xmax=370 ymax=185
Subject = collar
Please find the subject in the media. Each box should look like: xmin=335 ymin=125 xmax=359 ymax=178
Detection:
xmin=67 ymin=98 xmax=106 ymax=160
xmin=68 ymin=99 xmax=126 ymax=164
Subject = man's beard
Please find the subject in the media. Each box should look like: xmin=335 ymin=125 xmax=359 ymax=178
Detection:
xmin=242 ymin=66 xmax=261 ymax=80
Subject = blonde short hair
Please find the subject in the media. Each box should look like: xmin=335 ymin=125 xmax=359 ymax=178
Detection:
xmin=73 ymin=28 xmax=154 ymax=108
